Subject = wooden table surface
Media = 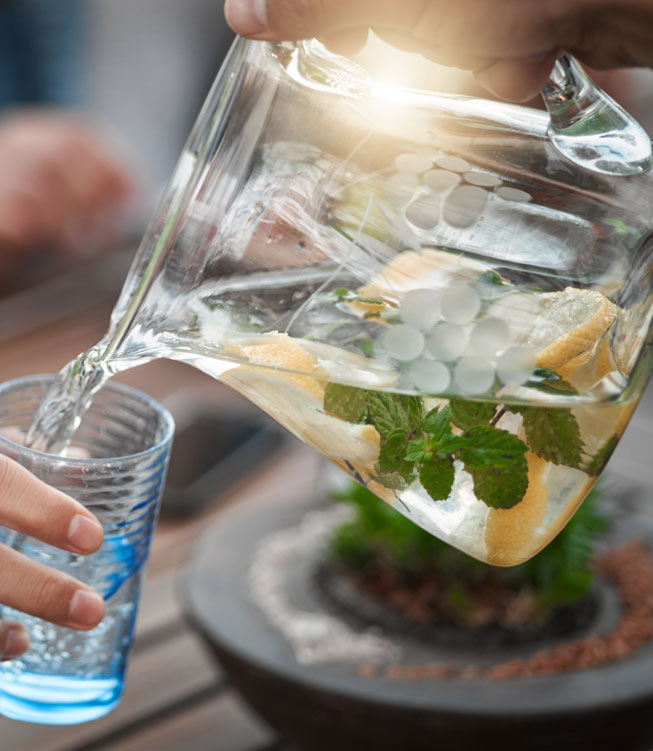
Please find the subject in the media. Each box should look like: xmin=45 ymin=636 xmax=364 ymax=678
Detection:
xmin=0 ymin=257 xmax=650 ymax=751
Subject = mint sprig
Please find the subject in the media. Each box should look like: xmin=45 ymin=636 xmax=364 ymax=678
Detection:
xmin=408 ymin=407 xmax=529 ymax=509
xmin=323 ymin=381 xmax=587 ymax=511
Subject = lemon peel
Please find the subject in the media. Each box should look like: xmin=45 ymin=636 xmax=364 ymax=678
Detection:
xmin=483 ymin=452 xmax=548 ymax=566
xmin=220 ymin=333 xmax=382 ymax=468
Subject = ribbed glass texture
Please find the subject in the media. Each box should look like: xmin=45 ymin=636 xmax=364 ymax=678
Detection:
xmin=0 ymin=375 xmax=174 ymax=724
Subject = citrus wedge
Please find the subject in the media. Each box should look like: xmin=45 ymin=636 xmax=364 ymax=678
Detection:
xmin=483 ymin=452 xmax=549 ymax=566
xmin=488 ymin=286 xmax=617 ymax=370
xmin=219 ymin=333 xmax=383 ymax=469
xmin=351 ymin=248 xmax=490 ymax=317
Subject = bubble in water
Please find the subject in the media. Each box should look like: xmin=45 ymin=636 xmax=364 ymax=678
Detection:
xmin=441 ymin=284 xmax=482 ymax=325
xmin=497 ymin=186 xmax=532 ymax=202
xmin=496 ymin=346 xmax=536 ymax=386
xmin=383 ymin=324 xmax=425 ymax=361
xmin=443 ymin=185 xmax=488 ymax=228
xmin=464 ymin=171 xmax=502 ymax=188
xmin=405 ymin=192 xmax=440 ymax=229
xmin=468 ymin=317 xmax=511 ymax=357
xmin=394 ymin=153 xmax=434 ymax=174
xmin=400 ymin=288 xmax=441 ymax=329
xmin=384 ymin=173 xmax=419 ymax=204
xmin=423 ymin=169 xmax=461 ymax=192
xmin=425 ymin=322 xmax=467 ymax=361
xmin=435 ymin=155 xmax=470 ymax=172
xmin=454 ymin=357 xmax=495 ymax=395
xmin=409 ymin=359 xmax=451 ymax=393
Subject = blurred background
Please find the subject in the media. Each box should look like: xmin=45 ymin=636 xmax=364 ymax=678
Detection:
xmin=0 ymin=0 xmax=234 ymax=305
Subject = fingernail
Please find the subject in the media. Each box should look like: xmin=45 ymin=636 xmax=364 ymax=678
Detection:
xmin=68 ymin=590 xmax=105 ymax=629
xmin=1 ymin=624 xmax=29 ymax=660
xmin=224 ymin=0 xmax=268 ymax=35
xmin=68 ymin=514 xmax=103 ymax=553
xmin=3 ymin=625 xmax=29 ymax=659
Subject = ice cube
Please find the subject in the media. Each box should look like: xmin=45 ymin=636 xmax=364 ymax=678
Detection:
xmin=468 ymin=317 xmax=511 ymax=357
xmin=394 ymin=153 xmax=434 ymax=174
xmin=423 ymin=169 xmax=461 ymax=192
xmin=409 ymin=359 xmax=451 ymax=393
xmin=464 ymin=171 xmax=502 ymax=188
xmin=443 ymin=185 xmax=488 ymax=228
xmin=405 ymin=192 xmax=441 ymax=229
xmin=441 ymin=283 xmax=482 ymax=325
xmin=496 ymin=346 xmax=536 ymax=386
xmin=400 ymin=288 xmax=441 ymax=329
xmin=425 ymin=322 xmax=467 ymax=361
xmin=454 ymin=357 xmax=495 ymax=395
xmin=435 ymin=155 xmax=470 ymax=172
xmin=497 ymin=186 xmax=532 ymax=202
xmin=383 ymin=324 xmax=425 ymax=361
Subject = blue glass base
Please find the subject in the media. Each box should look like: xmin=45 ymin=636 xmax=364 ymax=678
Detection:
xmin=0 ymin=673 xmax=123 ymax=724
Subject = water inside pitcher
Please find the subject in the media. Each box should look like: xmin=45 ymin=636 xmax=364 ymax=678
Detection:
xmin=32 ymin=38 xmax=653 ymax=565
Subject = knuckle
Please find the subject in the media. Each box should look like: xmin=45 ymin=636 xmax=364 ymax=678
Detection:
xmin=31 ymin=574 xmax=63 ymax=613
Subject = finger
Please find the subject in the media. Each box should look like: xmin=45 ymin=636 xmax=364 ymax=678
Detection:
xmin=0 ymin=546 xmax=105 ymax=630
xmin=372 ymin=28 xmax=492 ymax=71
xmin=0 ymin=621 xmax=29 ymax=660
xmin=474 ymin=51 xmax=559 ymax=102
xmin=0 ymin=455 xmax=103 ymax=555
xmin=224 ymin=0 xmax=577 ymax=62
xmin=320 ymin=27 xmax=369 ymax=57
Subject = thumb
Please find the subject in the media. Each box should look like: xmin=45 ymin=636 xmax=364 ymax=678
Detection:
xmin=224 ymin=0 xmax=572 ymax=65
xmin=474 ymin=52 xmax=560 ymax=103
xmin=0 ymin=621 xmax=29 ymax=661
xmin=224 ymin=0 xmax=393 ymax=40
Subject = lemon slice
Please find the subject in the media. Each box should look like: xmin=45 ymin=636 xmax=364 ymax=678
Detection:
xmin=351 ymin=248 xmax=490 ymax=317
xmin=484 ymin=288 xmax=630 ymax=564
xmin=483 ymin=452 xmax=549 ymax=566
xmin=219 ymin=333 xmax=382 ymax=468
xmin=489 ymin=286 xmax=617 ymax=370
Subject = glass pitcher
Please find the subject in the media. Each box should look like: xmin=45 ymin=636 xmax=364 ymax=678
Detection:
xmin=49 ymin=39 xmax=653 ymax=565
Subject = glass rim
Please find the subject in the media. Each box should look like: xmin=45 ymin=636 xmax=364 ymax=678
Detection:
xmin=0 ymin=374 xmax=175 ymax=466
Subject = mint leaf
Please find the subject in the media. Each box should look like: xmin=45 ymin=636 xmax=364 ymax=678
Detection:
xmin=374 ymin=471 xmax=413 ymax=490
xmin=522 ymin=407 xmax=582 ymax=467
xmin=477 ymin=270 xmax=504 ymax=287
xmin=524 ymin=376 xmax=578 ymax=396
xmin=357 ymin=338 xmax=375 ymax=356
xmin=585 ymin=434 xmax=619 ymax=476
xmin=526 ymin=370 xmax=578 ymax=397
xmin=456 ymin=426 xmax=528 ymax=468
xmin=419 ymin=456 xmax=455 ymax=501
xmin=366 ymin=392 xmax=423 ymax=440
xmin=449 ymin=399 xmax=495 ymax=430
xmin=405 ymin=439 xmax=431 ymax=463
xmin=467 ymin=459 xmax=529 ymax=509
xmin=323 ymin=383 xmax=367 ymax=423
xmin=423 ymin=405 xmax=454 ymax=443
xmin=377 ymin=429 xmax=414 ymax=476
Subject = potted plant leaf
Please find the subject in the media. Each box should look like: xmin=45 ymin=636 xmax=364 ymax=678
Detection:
xmin=185 ymin=467 xmax=653 ymax=751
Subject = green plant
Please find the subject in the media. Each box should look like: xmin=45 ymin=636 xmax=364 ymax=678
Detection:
xmin=330 ymin=481 xmax=609 ymax=615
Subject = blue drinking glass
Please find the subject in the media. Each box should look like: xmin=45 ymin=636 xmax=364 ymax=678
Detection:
xmin=0 ymin=375 xmax=174 ymax=724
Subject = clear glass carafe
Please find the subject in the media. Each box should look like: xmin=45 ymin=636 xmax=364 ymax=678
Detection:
xmin=53 ymin=40 xmax=653 ymax=565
